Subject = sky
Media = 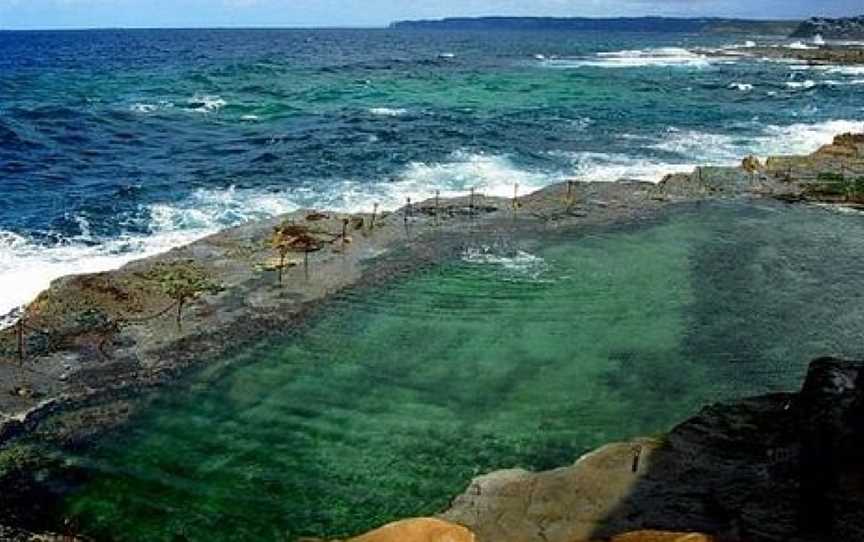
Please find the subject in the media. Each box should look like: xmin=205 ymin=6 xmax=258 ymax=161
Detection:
xmin=0 ymin=0 xmax=860 ymax=30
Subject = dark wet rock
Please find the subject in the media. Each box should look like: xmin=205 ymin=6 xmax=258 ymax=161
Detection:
xmin=440 ymin=357 xmax=864 ymax=542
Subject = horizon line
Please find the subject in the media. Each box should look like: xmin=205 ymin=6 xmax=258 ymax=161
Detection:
xmin=0 ymin=13 xmax=819 ymax=32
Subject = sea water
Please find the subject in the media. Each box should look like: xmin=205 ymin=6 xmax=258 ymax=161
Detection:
xmin=1 ymin=29 xmax=864 ymax=319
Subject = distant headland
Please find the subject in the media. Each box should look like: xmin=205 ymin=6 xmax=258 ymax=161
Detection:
xmin=389 ymin=16 xmax=800 ymax=35
xmin=792 ymin=15 xmax=864 ymax=39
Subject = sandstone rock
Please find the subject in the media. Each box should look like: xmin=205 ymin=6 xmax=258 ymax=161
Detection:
xmin=441 ymin=439 xmax=662 ymax=542
xmin=346 ymin=518 xmax=475 ymax=542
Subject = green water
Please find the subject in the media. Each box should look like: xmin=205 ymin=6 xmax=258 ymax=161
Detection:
xmin=60 ymin=202 xmax=864 ymax=541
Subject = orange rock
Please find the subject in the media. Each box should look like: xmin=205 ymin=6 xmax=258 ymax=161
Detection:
xmin=346 ymin=518 xmax=475 ymax=542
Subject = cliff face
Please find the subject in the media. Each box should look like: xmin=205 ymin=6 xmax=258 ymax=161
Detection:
xmin=791 ymin=16 xmax=864 ymax=39
xmin=439 ymin=357 xmax=864 ymax=542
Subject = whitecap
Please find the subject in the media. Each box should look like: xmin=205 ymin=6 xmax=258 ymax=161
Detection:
xmin=187 ymin=95 xmax=227 ymax=113
xmin=369 ymin=107 xmax=407 ymax=117
xmin=541 ymin=47 xmax=712 ymax=69
xmin=130 ymin=100 xmax=173 ymax=114
xmin=786 ymin=80 xmax=817 ymax=89
xmin=241 ymin=114 xmax=260 ymax=121
xmin=729 ymin=82 xmax=754 ymax=91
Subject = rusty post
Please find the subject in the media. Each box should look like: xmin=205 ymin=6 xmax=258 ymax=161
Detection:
xmin=16 ymin=319 xmax=24 ymax=365
xmin=631 ymin=445 xmax=643 ymax=473
xmin=341 ymin=217 xmax=349 ymax=248
xmin=513 ymin=182 xmax=519 ymax=217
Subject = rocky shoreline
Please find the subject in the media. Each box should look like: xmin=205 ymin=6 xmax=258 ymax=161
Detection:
xmin=2 ymin=133 xmax=864 ymax=540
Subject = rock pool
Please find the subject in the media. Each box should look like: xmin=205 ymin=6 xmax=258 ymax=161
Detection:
xmin=58 ymin=201 xmax=864 ymax=541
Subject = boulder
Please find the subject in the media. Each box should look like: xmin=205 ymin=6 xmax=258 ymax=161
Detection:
xmin=345 ymin=518 xmax=475 ymax=542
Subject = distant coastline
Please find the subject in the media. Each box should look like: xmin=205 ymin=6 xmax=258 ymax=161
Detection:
xmin=389 ymin=16 xmax=800 ymax=35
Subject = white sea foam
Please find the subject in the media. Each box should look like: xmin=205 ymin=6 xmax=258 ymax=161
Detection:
xmin=729 ymin=82 xmax=754 ymax=91
xmin=791 ymin=65 xmax=864 ymax=76
xmin=130 ymin=100 xmax=174 ymax=114
xmin=721 ymin=40 xmax=757 ymax=50
xmin=551 ymin=151 xmax=698 ymax=184
xmin=541 ymin=47 xmax=712 ymax=69
xmin=652 ymin=119 xmax=864 ymax=164
xmin=187 ymin=95 xmax=227 ymax=113
xmin=369 ymin=107 xmax=408 ymax=117
xmin=786 ymin=80 xmax=817 ymax=89
xmin=462 ymin=246 xmax=550 ymax=281
xmin=786 ymin=41 xmax=818 ymax=50
xmin=827 ymin=79 xmax=864 ymax=86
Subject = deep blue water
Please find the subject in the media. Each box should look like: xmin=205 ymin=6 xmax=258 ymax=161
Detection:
xmin=0 ymin=28 xmax=862 ymax=315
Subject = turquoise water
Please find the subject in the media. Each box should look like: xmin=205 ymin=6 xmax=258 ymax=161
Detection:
xmin=57 ymin=202 xmax=864 ymax=541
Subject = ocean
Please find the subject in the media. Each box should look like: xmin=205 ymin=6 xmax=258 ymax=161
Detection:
xmin=1 ymin=28 xmax=862 ymax=319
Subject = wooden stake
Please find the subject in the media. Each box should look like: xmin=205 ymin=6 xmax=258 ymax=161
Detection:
xmin=370 ymin=203 xmax=378 ymax=230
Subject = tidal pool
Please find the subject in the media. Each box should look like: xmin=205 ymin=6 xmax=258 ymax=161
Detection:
xmin=59 ymin=202 xmax=864 ymax=541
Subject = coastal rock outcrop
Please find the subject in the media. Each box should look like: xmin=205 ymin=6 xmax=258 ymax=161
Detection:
xmin=439 ymin=357 xmax=864 ymax=541
xmin=791 ymin=15 xmax=864 ymax=39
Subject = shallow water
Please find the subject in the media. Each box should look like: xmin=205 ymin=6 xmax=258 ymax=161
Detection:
xmin=59 ymin=202 xmax=864 ymax=541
